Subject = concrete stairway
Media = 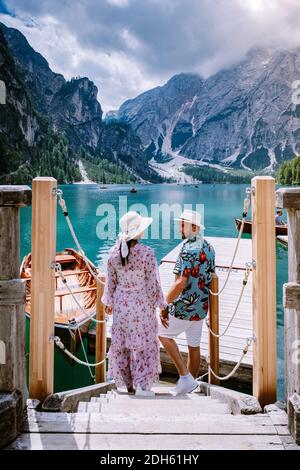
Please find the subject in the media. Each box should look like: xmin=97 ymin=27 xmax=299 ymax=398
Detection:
xmin=76 ymin=388 xmax=232 ymax=416
xmin=6 ymin=385 xmax=299 ymax=450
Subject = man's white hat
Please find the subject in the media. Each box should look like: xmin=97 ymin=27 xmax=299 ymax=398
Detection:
xmin=119 ymin=211 xmax=153 ymax=258
xmin=175 ymin=209 xmax=204 ymax=230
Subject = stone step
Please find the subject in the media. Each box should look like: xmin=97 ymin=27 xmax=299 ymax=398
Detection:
xmin=101 ymin=405 xmax=230 ymax=416
xmin=77 ymin=400 xmax=230 ymax=415
xmin=25 ymin=411 xmax=276 ymax=436
xmin=77 ymin=401 xmax=102 ymax=413
xmin=79 ymin=389 xmax=232 ymax=414
xmin=114 ymin=391 xmax=211 ymax=401
xmin=101 ymin=400 xmax=230 ymax=415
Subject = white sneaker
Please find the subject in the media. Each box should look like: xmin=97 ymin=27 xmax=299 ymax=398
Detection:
xmin=135 ymin=385 xmax=155 ymax=397
xmin=171 ymin=374 xmax=199 ymax=396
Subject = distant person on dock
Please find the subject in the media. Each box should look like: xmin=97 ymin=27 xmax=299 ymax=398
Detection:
xmin=102 ymin=211 xmax=167 ymax=397
xmin=275 ymin=209 xmax=286 ymax=226
xmin=159 ymin=210 xmax=215 ymax=395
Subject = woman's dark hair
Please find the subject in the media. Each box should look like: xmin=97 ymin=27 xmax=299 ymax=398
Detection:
xmin=120 ymin=239 xmax=137 ymax=266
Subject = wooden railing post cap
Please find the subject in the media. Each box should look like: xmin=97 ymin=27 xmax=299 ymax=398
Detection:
xmin=252 ymin=176 xmax=275 ymax=181
xmin=32 ymin=177 xmax=56 ymax=182
xmin=276 ymin=188 xmax=300 ymax=210
xmin=0 ymin=185 xmax=32 ymax=207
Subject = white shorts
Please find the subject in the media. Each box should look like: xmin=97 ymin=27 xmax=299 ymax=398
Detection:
xmin=158 ymin=314 xmax=204 ymax=347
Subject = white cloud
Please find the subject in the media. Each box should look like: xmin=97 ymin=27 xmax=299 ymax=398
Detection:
xmin=1 ymin=0 xmax=300 ymax=111
xmin=106 ymin=0 xmax=129 ymax=7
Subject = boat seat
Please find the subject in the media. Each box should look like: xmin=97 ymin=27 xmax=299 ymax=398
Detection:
xmin=25 ymin=286 xmax=96 ymax=302
xmin=55 ymin=286 xmax=97 ymax=297
xmin=59 ymin=269 xmax=89 ymax=276
xmin=55 ymin=254 xmax=77 ymax=264
xmin=22 ymin=269 xmax=90 ymax=281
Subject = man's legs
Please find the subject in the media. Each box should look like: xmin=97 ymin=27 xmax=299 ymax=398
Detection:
xmin=159 ymin=336 xmax=189 ymax=376
xmin=186 ymin=320 xmax=203 ymax=378
xmin=187 ymin=345 xmax=201 ymax=378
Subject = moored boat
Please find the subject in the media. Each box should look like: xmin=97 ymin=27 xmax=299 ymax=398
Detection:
xmin=21 ymin=248 xmax=98 ymax=351
xmin=235 ymin=218 xmax=288 ymax=236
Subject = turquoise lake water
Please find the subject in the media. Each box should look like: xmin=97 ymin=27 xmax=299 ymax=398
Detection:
xmin=20 ymin=183 xmax=287 ymax=398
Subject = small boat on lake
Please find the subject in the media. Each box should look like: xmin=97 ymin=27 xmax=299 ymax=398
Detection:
xmin=235 ymin=218 xmax=288 ymax=236
xmin=99 ymin=185 xmax=107 ymax=189
xmin=21 ymin=248 xmax=98 ymax=352
xmin=130 ymin=187 xmax=137 ymax=193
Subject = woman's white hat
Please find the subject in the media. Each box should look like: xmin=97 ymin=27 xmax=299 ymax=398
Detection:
xmin=118 ymin=211 xmax=153 ymax=258
xmin=175 ymin=209 xmax=204 ymax=230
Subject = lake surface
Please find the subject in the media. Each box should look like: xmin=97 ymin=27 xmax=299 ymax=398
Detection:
xmin=20 ymin=183 xmax=287 ymax=398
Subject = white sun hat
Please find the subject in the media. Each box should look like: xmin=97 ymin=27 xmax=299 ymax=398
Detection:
xmin=175 ymin=209 xmax=205 ymax=230
xmin=118 ymin=211 xmax=153 ymax=258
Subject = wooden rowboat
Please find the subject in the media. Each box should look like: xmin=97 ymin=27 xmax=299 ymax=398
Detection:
xmin=20 ymin=248 xmax=98 ymax=347
xmin=235 ymin=218 xmax=288 ymax=236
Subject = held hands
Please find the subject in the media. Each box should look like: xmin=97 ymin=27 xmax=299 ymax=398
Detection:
xmin=160 ymin=307 xmax=169 ymax=328
xmin=105 ymin=305 xmax=113 ymax=315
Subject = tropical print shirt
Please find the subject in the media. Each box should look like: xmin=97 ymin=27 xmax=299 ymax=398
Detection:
xmin=169 ymin=235 xmax=215 ymax=321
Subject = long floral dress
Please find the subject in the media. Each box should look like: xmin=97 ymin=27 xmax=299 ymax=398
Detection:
xmin=101 ymin=242 xmax=167 ymax=390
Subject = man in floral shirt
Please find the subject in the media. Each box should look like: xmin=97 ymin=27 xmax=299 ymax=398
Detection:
xmin=159 ymin=210 xmax=215 ymax=395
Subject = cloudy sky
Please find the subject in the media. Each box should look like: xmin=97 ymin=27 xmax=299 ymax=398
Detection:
xmin=1 ymin=0 xmax=300 ymax=112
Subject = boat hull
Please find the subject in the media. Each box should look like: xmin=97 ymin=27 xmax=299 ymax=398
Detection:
xmin=20 ymin=248 xmax=98 ymax=337
xmin=235 ymin=218 xmax=288 ymax=236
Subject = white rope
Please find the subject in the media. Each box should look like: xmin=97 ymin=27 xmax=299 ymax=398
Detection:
xmin=206 ymin=263 xmax=251 ymax=339
xmin=54 ymin=263 xmax=106 ymax=325
xmin=196 ymin=337 xmax=254 ymax=382
xmin=77 ymin=325 xmax=95 ymax=379
xmin=56 ymin=189 xmax=105 ymax=286
xmin=207 ymin=337 xmax=253 ymax=381
xmin=209 ymin=190 xmax=251 ymax=296
xmin=54 ymin=336 xmax=106 ymax=367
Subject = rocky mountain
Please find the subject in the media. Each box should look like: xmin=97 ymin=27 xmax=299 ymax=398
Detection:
xmin=114 ymin=49 xmax=300 ymax=172
xmin=0 ymin=22 xmax=160 ymax=183
xmin=1 ymin=22 xmax=65 ymax=115
xmin=2 ymin=18 xmax=299 ymax=183
xmin=115 ymin=73 xmax=204 ymax=162
xmin=0 ymin=27 xmax=43 ymax=176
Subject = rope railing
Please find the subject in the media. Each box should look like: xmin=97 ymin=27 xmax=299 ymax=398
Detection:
xmin=51 ymin=262 xmax=108 ymax=378
xmin=205 ymin=262 xmax=252 ymax=339
xmin=54 ymin=336 xmax=106 ymax=368
xmin=196 ymin=336 xmax=254 ymax=383
xmin=55 ymin=188 xmax=105 ymax=286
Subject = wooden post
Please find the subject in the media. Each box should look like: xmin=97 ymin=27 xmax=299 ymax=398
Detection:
xmin=252 ymin=176 xmax=277 ymax=407
xmin=29 ymin=178 xmax=57 ymax=400
xmin=209 ymin=273 xmax=219 ymax=385
xmin=276 ymin=187 xmax=300 ymax=444
xmin=0 ymin=185 xmax=31 ymax=446
xmin=95 ymin=274 xmax=106 ymax=383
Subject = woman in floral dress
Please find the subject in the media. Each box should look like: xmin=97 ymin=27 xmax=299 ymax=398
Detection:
xmin=102 ymin=211 xmax=167 ymax=396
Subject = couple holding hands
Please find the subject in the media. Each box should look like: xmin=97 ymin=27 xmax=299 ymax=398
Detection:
xmin=102 ymin=209 xmax=215 ymax=396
